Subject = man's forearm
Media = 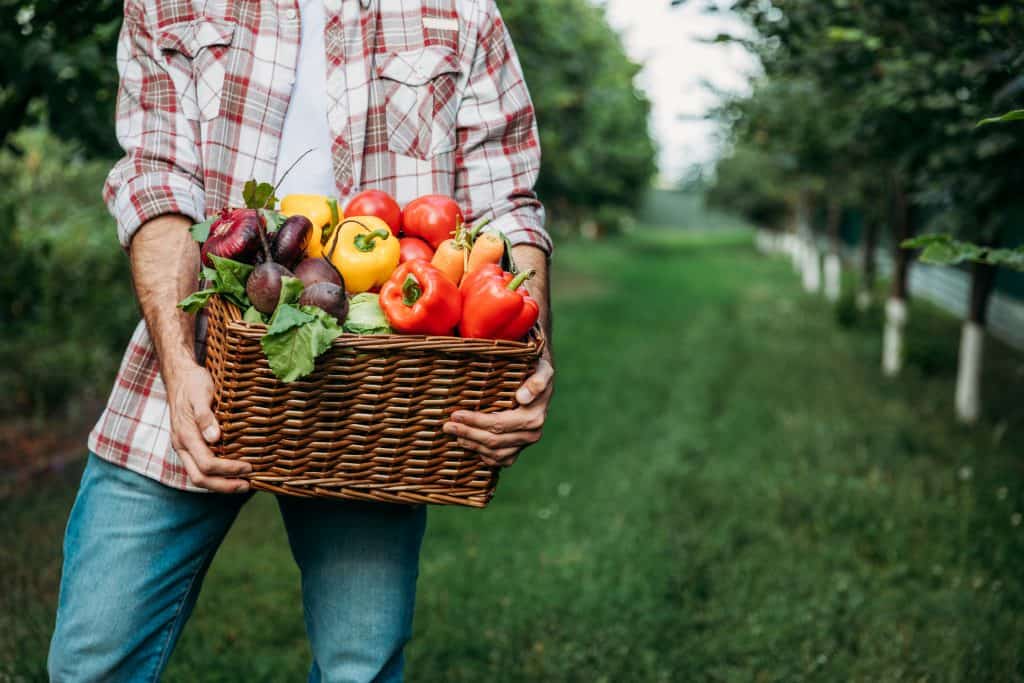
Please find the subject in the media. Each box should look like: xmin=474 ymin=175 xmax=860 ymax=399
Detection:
xmin=511 ymin=245 xmax=552 ymax=361
xmin=129 ymin=215 xmax=202 ymax=380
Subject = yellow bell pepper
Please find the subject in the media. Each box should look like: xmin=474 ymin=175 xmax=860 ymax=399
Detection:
xmin=326 ymin=216 xmax=401 ymax=293
xmin=280 ymin=194 xmax=339 ymax=259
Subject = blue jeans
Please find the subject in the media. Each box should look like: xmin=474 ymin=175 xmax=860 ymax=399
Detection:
xmin=48 ymin=455 xmax=427 ymax=682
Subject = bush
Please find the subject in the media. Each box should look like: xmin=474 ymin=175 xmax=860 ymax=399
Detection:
xmin=0 ymin=128 xmax=135 ymax=418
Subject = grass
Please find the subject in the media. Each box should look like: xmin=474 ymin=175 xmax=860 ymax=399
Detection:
xmin=4 ymin=227 xmax=1024 ymax=681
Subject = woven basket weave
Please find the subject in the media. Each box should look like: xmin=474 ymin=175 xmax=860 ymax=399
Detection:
xmin=204 ymin=295 xmax=544 ymax=507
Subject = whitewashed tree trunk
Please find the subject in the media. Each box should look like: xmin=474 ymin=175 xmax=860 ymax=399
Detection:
xmin=882 ymin=297 xmax=907 ymax=377
xmin=856 ymin=289 xmax=873 ymax=311
xmin=802 ymin=242 xmax=821 ymax=293
xmin=824 ymin=253 xmax=841 ymax=302
xmin=955 ymin=322 xmax=984 ymax=424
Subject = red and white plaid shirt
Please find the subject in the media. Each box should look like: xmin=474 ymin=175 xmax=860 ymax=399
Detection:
xmin=90 ymin=0 xmax=550 ymax=490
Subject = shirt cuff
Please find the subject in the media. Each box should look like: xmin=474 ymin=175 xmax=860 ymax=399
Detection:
xmin=488 ymin=206 xmax=553 ymax=256
xmin=111 ymin=172 xmax=206 ymax=248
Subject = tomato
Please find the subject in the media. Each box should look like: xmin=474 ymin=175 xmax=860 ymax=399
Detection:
xmin=344 ymin=190 xmax=402 ymax=235
xmin=399 ymin=236 xmax=435 ymax=263
xmin=402 ymin=195 xmax=463 ymax=249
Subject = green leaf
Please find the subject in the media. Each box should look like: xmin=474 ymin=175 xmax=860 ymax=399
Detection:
xmin=300 ymin=305 xmax=347 ymax=334
xmin=919 ymin=242 xmax=963 ymax=265
xmin=261 ymin=209 xmax=286 ymax=234
xmin=189 ymin=216 xmax=216 ymax=243
xmin=977 ymin=110 xmax=1024 ymax=127
xmin=243 ymin=179 xmax=278 ymax=210
xmin=242 ymin=306 xmax=267 ymax=324
xmin=261 ymin=314 xmax=343 ymax=382
xmin=177 ymin=288 xmax=216 ymax=313
xmin=208 ymin=254 xmax=254 ymax=306
xmin=901 ymin=234 xmax=952 ymax=250
xmin=276 ymin=276 xmax=305 ymax=308
xmin=267 ymin=303 xmax=314 ymax=335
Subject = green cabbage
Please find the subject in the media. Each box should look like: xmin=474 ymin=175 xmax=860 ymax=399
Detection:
xmin=343 ymin=293 xmax=392 ymax=335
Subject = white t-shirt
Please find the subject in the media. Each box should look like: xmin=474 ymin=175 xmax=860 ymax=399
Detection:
xmin=274 ymin=0 xmax=337 ymax=198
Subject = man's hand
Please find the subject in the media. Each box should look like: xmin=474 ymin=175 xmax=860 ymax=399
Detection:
xmin=443 ymin=357 xmax=554 ymax=467
xmin=130 ymin=214 xmax=251 ymax=493
xmin=166 ymin=363 xmax=252 ymax=493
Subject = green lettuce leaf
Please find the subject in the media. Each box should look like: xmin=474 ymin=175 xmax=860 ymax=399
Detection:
xmin=267 ymin=303 xmax=315 ymax=335
xmin=178 ymin=288 xmax=216 ymax=313
xmin=261 ymin=209 xmax=287 ymax=233
xmin=242 ymin=306 xmax=267 ymax=324
xmin=208 ymin=255 xmax=254 ymax=307
xmin=189 ymin=216 xmax=217 ymax=243
xmin=261 ymin=311 xmax=344 ymax=382
xmin=343 ymin=293 xmax=391 ymax=335
xmin=276 ymin=276 xmax=305 ymax=308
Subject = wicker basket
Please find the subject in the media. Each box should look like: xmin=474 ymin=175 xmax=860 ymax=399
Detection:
xmin=204 ymin=296 xmax=544 ymax=507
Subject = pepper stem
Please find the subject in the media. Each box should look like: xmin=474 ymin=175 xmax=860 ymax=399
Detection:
xmin=468 ymin=218 xmax=492 ymax=244
xmin=507 ymin=269 xmax=535 ymax=291
xmin=402 ymin=274 xmax=423 ymax=306
xmin=354 ymin=227 xmax=391 ymax=252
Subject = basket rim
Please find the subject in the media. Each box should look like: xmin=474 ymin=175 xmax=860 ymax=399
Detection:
xmin=210 ymin=295 xmax=546 ymax=356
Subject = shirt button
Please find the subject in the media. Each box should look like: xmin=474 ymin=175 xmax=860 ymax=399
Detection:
xmin=285 ymin=8 xmax=297 ymax=21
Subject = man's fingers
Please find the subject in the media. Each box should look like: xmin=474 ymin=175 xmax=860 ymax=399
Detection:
xmin=516 ymin=359 xmax=554 ymax=406
xmin=451 ymin=407 xmax=544 ymax=434
xmin=443 ymin=421 xmax=541 ymax=450
xmin=454 ymin=439 xmax=520 ymax=467
xmin=178 ymin=424 xmax=251 ymax=477
xmin=176 ymin=448 xmax=250 ymax=493
xmin=192 ymin=397 xmax=221 ymax=444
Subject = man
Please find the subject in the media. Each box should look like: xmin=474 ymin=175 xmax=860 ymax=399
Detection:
xmin=47 ymin=0 xmax=554 ymax=680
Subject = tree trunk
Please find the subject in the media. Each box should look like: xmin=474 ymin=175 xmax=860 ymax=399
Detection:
xmin=857 ymin=217 xmax=879 ymax=310
xmin=883 ymin=185 xmax=912 ymax=377
xmin=824 ymin=198 xmax=842 ymax=302
xmin=955 ymin=261 xmax=998 ymax=424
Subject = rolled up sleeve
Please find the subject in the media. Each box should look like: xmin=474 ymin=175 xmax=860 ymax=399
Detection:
xmin=454 ymin=1 xmax=552 ymax=256
xmin=103 ymin=9 xmax=205 ymax=248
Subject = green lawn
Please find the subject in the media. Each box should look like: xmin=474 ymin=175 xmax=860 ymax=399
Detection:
xmin=4 ymin=228 xmax=1024 ymax=681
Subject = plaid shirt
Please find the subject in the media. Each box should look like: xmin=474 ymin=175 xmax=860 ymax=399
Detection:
xmin=90 ymin=0 xmax=549 ymax=490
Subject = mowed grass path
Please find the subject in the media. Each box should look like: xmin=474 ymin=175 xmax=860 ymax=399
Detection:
xmin=4 ymin=229 xmax=1024 ymax=681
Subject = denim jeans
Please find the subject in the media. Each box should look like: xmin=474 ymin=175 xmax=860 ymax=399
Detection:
xmin=47 ymin=454 xmax=427 ymax=683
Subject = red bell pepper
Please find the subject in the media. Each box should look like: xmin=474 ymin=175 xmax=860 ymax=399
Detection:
xmin=459 ymin=264 xmax=539 ymax=341
xmin=379 ymin=260 xmax=462 ymax=335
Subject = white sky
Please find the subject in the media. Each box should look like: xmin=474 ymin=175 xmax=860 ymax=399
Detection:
xmin=600 ymin=0 xmax=758 ymax=184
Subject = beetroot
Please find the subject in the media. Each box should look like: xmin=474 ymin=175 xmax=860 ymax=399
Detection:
xmin=294 ymin=257 xmax=344 ymax=289
xmin=271 ymin=215 xmax=313 ymax=268
xmin=200 ymin=208 xmax=264 ymax=267
xmin=298 ymin=282 xmax=349 ymax=323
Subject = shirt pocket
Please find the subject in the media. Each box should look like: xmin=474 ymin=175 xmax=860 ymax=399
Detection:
xmin=156 ymin=19 xmax=236 ymax=122
xmin=376 ymin=46 xmax=461 ymax=160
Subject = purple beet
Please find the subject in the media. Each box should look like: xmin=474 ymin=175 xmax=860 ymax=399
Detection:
xmin=294 ymin=257 xmax=344 ymax=289
xmin=246 ymin=263 xmax=294 ymax=314
xmin=271 ymin=215 xmax=313 ymax=268
xmin=298 ymin=282 xmax=349 ymax=323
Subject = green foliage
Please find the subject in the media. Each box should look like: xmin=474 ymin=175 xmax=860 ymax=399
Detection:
xmin=0 ymin=1 xmax=122 ymax=156
xmin=903 ymin=234 xmax=1024 ymax=271
xmin=498 ymin=0 xmax=657 ymax=226
xmin=0 ymin=128 xmax=136 ymax=417
xmin=698 ymin=0 xmax=1024 ymax=249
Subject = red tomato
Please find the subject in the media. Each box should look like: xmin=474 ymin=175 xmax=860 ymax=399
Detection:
xmin=344 ymin=190 xmax=403 ymax=235
xmin=402 ymin=195 xmax=463 ymax=249
xmin=399 ymin=236 xmax=435 ymax=263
